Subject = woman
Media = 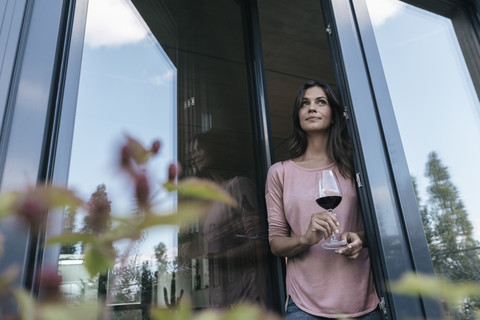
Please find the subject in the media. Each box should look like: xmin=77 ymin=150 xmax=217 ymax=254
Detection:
xmin=265 ymin=80 xmax=380 ymax=319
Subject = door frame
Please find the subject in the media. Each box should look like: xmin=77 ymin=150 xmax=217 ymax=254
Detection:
xmin=324 ymin=0 xmax=480 ymax=318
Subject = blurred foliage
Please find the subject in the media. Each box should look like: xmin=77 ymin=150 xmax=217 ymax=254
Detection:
xmin=392 ymin=272 xmax=480 ymax=319
xmin=15 ymin=289 xmax=101 ymax=320
xmin=151 ymin=300 xmax=280 ymax=320
xmin=8 ymin=138 xmax=480 ymax=319
xmin=0 ymin=136 xmax=273 ymax=320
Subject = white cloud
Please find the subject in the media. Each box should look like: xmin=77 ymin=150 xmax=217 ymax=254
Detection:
xmin=365 ymin=0 xmax=407 ymax=27
xmin=149 ymin=70 xmax=175 ymax=86
xmin=84 ymin=0 xmax=147 ymax=48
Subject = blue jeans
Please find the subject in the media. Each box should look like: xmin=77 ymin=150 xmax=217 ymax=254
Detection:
xmin=285 ymin=297 xmax=382 ymax=320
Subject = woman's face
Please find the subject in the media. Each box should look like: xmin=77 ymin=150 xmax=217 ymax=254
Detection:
xmin=191 ymin=139 xmax=208 ymax=171
xmin=298 ymin=86 xmax=332 ymax=133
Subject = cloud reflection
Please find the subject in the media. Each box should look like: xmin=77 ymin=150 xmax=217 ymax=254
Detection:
xmin=366 ymin=0 xmax=406 ymax=27
xmin=84 ymin=0 xmax=147 ymax=48
xmin=149 ymin=70 xmax=175 ymax=86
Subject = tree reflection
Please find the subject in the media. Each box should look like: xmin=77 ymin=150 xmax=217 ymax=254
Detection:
xmin=414 ymin=151 xmax=480 ymax=318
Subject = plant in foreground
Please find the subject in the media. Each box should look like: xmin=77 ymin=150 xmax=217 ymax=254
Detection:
xmin=0 ymin=135 xmax=280 ymax=320
xmin=391 ymin=272 xmax=480 ymax=319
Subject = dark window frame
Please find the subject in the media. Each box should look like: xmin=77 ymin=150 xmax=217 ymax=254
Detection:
xmin=321 ymin=2 xmax=394 ymax=318
xmin=0 ymin=0 xmax=77 ymax=312
xmin=243 ymin=0 xmax=286 ymax=313
xmin=0 ymin=0 xmax=29 ymax=143
xmin=324 ymin=0 xmax=480 ymax=319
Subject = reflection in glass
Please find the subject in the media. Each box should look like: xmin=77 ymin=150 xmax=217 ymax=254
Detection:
xmin=257 ymin=0 xmax=336 ymax=161
xmin=180 ymin=130 xmax=267 ymax=306
xmin=59 ymin=0 xmax=177 ymax=314
xmin=366 ymin=0 xmax=480 ymax=317
xmin=52 ymin=0 xmax=275 ymax=317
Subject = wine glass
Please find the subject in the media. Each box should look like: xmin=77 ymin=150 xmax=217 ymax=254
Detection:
xmin=315 ymin=170 xmax=348 ymax=250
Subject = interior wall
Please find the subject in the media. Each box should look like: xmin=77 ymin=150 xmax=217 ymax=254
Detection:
xmin=257 ymin=0 xmax=336 ymax=161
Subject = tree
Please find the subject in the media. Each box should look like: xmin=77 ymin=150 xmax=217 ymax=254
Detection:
xmin=79 ymin=184 xmax=112 ymax=254
xmin=154 ymin=242 xmax=169 ymax=276
xmin=420 ymin=151 xmax=480 ymax=319
xmin=141 ymin=262 xmax=154 ymax=319
xmin=60 ymin=207 xmax=78 ymax=254
xmin=412 ymin=176 xmax=434 ymax=248
xmin=82 ymin=184 xmax=112 ymax=235
xmin=423 ymin=152 xmax=480 ymax=280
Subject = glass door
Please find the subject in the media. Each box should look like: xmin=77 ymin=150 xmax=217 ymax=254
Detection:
xmin=365 ymin=0 xmax=480 ymax=317
xmin=42 ymin=0 xmax=278 ymax=317
xmin=58 ymin=0 xmax=177 ymax=316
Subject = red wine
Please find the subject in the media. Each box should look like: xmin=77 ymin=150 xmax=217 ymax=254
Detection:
xmin=316 ymin=196 xmax=342 ymax=210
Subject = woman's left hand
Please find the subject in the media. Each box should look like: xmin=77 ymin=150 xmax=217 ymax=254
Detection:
xmin=335 ymin=232 xmax=363 ymax=259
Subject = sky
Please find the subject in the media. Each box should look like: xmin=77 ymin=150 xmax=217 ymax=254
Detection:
xmin=365 ymin=0 xmax=480 ymax=239
xmin=67 ymin=0 xmax=178 ymax=264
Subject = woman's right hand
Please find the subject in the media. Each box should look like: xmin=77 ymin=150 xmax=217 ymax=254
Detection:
xmin=270 ymin=211 xmax=339 ymax=257
xmin=301 ymin=211 xmax=339 ymax=246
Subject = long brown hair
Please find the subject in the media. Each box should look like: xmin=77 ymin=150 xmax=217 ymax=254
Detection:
xmin=288 ymin=80 xmax=354 ymax=179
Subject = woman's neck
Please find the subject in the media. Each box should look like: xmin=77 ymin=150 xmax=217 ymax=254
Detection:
xmin=293 ymin=133 xmax=332 ymax=168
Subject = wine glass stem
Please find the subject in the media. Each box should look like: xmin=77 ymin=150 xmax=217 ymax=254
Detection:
xmin=328 ymin=209 xmax=338 ymax=241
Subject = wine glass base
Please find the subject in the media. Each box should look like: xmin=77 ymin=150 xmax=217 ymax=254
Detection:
xmin=321 ymin=240 xmax=348 ymax=250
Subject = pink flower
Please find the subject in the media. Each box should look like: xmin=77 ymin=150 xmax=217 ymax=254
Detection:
xmin=38 ymin=268 xmax=62 ymax=302
xmin=120 ymin=144 xmax=132 ymax=169
xmin=16 ymin=192 xmax=48 ymax=232
xmin=151 ymin=140 xmax=161 ymax=154
xmin=168 ymin=163 xmax=181 ymax=182
xmin=135 ymin=174 xmax=150 ymax=208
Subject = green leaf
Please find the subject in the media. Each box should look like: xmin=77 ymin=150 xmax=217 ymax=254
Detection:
xmin=141 ymin=212 xmax=183 ymax=227
xmin=194 ymin=310 xmax=222 ymax=320
xmin=177 ymin=300 xmax=195 ymax=320
xmin=39 ymin=304 xmax=76 ymax=320
xmin=164 ymin=178 xmax=237 ymax=207
xmin=84 ymin=243 xmax=115 ymax=278
xmin=14 ymin=289 xmax=35 ymax=320
xmin=39 ymin=301 xmax=100 ymax=320
xmin=0 ymin=266 xmax=20 ymax=289
xmin=226 ymin=304 xmax=282 ymax=320
xmin=0 ymin=191 xmax=18 ymax=219
xmin=187 ymin=304 xmax=281 ymax=320
xmin=103 ymin=217 xmax=142 ymax=242
xmin=141 ymin=201 xmax=211 ymax=228
xmin=151 ymin=299 xmax=194 ymax=320
xmin=45 ymin=186 xmax=84 ymax=210
xmin=150 ymin=308 xmax=170 ymax=320
xmin=391 ymin=272 xmax=480 ymax=306
xmin=223 ymin=304 xmax=262 ymax=320
xmin=126 ymin=135 xmax=155 ymax=165
xmin=46 ymin=232 xmax=96 ymax=246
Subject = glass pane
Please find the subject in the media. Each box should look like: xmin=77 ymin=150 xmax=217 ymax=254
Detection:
xmin=60 ymin=0 xmax=177 ymax=309
xmin=366 ymin=0 xmax=480 ymax=317
xmin=51 ymin=0 xmax=274 ymax=317
xmin=258 ymin=0 xmax=336 ymax=161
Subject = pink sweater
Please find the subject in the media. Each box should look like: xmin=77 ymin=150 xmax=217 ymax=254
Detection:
xmin=265 ymin=160 xmax=379 ymax=318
